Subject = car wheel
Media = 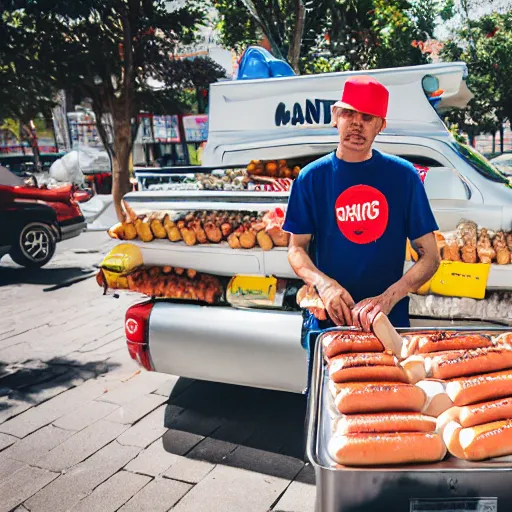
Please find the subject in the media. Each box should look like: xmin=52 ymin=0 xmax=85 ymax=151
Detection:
xmin=9 ymin=222 xmax=56 ymax=268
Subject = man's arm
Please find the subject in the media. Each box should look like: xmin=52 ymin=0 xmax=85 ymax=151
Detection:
xmin=351 ymin=232 xmax=440 ymax=331
xmin=386 ymin=232 xmax=440 ymax=303
xmin=288 ymin=234 xmax=355 ymax=325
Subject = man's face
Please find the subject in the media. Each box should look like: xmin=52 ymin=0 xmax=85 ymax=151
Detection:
xmin=333 ymin=108 xmax=385 ymax=154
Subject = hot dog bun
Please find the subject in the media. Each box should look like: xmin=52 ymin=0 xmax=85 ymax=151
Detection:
xmin=441 ymin=420 xmax=465 ymax=459
xmin=400 ymin=356 xmax=428 ymax=384
xmin=371 ymin=313 xmax=404 ymax=358
xmin=334 ymin=412 xmax=436 ymax=435
xmin=446 ymin=369 xmax=512 ymax=406
xmin=416 ymin=380 xmax=454 ymax=417
xmin=460 ymin=420 xmax=512 ymax=461
xmin=494 ymin=333 xmax=512 ymax=347
xmin=459 ymin=397 xmax=512 ymax=428
xmin=322 ymin=332 xmax=383 ymax=358
xmin=334 ymin=382 xmax=426 ymax=414
xmin=328 ymin=432 xmax=446 ymax=466
xmin=430 ymin=346 xmax=512 ymax=380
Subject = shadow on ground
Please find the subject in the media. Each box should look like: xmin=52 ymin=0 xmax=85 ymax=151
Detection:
xmin=0 ymin=266 xmax=97 ymax=289
xmin=162 ymin=378 xmax=310 ymax=480
xmin=0 ymin=356 xmax=118 ymax=418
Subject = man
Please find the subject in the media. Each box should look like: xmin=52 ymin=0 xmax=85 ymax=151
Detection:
xmin=283 ymin=75 xmax=440 ymax=332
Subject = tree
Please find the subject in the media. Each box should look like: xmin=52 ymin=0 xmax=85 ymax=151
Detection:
xmin=215 ymin=0 xmax=455 ymax=75
xmin=2 ymin=1 xmax=209 ymax=220
xmin=441 ymin=11 xmax=512 ymax=152
xmin=214 ymin=0 xmax=326 ymax=74
xmin=306 ymin=0 xmax=454 ymax=73
xmin=164 ymin=57 xmax=227 ymax=114
xmin=0 ymin=13 xmax=59 ymax=170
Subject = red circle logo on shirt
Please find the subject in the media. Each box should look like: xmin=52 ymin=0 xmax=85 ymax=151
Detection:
xmin=335 ymin=185 xmax=389 ymax=244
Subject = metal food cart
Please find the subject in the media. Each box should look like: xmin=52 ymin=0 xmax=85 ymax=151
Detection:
xmin=306 ymin=327 xmax=512 ymax=512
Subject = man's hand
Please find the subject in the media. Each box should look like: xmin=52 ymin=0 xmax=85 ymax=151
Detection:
xmin=317 ymin=278 xmax=355 ymax=326
xmin=351 ymin=292 xmax=394 ymax=332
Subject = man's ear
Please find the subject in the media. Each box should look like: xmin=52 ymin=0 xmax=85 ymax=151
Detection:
xmin=380 ymin=119 xmax=387 ymax=132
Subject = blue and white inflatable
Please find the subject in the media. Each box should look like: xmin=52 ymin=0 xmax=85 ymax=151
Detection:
xmin=235 ymin=46 xmax=295 ymax=80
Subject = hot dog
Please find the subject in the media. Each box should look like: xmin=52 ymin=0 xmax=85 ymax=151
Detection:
xmin=429 ymin=346 xmax=512 ymax=380
xmin=416 ymin=333 xmax=492 ymax=354
xmin=446 ymin=369 xmax=512 ymax=406
xmin=328 ymin=432 xmax=446 ymax=466
xmin=334 ymin=412 xmax=436 ymax=435
xmin=460 ymin=420 xmax=512 ymax=461
xmin=437 ymin=397 xmax=512 ymax=433
xmin=322 ymin=332 xmax=384 ymax=358
xmin=329 ymin=352 xmax=396 ymax=382
xmin=334 ymin=382 xmax=426 ymax=414
xmin=459 ymin=397 xmax=512 ymax=428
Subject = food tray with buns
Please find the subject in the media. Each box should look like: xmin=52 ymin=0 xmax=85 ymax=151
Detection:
xmin=306 ymin=326 xmax=512 ymax=512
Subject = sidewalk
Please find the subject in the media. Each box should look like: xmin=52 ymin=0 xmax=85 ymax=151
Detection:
xmin=0 ymin=238 xmax=315 ymax=512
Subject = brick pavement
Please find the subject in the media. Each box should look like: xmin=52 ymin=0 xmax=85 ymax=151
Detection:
xmin=0 ymin=234 xmax=316 ymax=512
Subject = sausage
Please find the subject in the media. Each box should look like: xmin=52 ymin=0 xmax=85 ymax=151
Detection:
xmin=322 ymin=332 xmax=383 ymax=358
xmin=446 ymin=369 xmax=512 ymax=406
xmin=438 ymin=397 xmax=512 ymax=430
xmin=328 ymin=432 xmax=446 ymax=466
xmin=460 ymin=420 xmax=512 ymax=461
xmin=416 ymin=333 xmax=492 ymax=354
xmin=429 ymin=346 xmax=512 ymax=380
xmin=329 ymin=352 xmax=396 ymax=382
xmin=330 ymin=365 xmax=409 ymax=383
xmin=329 ymin=352 xmax=396 ymax=369
xmin=459 ymin=397 xmax=512 ymax=428
xmin=334 ymin=412 xmax=436 ymax=435
xmin=416 ymin=380 xmax=454 ymax=417
xmin=334 ymin=382 xmax=426 ymax=414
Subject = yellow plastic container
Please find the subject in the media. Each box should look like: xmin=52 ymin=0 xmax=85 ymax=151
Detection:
xmin=227 ymin=275 xmax=277 ymax=303
xmin=429 ymin=261 xmax=491 ymax=300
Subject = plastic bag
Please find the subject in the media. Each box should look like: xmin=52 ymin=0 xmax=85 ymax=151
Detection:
xmin=263 ymin=207 xmax=290 ymax=247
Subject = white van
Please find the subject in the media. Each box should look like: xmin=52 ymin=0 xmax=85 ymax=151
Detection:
xmin=124 ymin=62 xmax=512 ymax=394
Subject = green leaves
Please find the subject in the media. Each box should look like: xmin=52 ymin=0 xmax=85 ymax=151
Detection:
xmin=442 ymin=11 xmax=512 ymax=139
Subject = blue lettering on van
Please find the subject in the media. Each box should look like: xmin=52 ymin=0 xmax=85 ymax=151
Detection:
xmin=275 ymin=99 xmax=336 ymax=127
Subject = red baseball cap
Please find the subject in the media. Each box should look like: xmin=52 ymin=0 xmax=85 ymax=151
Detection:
xmin=334 ymin=76 xmax=389 ymax=119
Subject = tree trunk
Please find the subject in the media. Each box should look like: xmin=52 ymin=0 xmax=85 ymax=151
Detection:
xmin=499 ymin=123 xmax=504 ymax=154
xmin=288 ymin=0 xmax=306 ymax=74
xmin=21 ymin=122 xmax=42 ymax=172
xmin=177 ymin=116 xmax=190 ymax=166
xmin=196 ymin=87 xmax=205 ymax=114
xmin=112 ymin=115 xmax=133 ymax=222
xmin=492 ymin=131 xmax=496 ymax=154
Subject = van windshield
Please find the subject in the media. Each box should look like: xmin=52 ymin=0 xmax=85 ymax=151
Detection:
xmin=452 ymin=140 xmax=512 ymax=188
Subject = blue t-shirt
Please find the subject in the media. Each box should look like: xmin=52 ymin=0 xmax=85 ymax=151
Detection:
xmin=283 ymin=149 xmax=438 ymax=327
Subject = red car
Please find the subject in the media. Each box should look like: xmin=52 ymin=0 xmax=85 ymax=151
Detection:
xmin=0 ymin=167 xmax=86 ymax=268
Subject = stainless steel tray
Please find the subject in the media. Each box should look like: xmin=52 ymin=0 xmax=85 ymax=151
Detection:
xmin=306 ymin=327 xmax=512 ymax=512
